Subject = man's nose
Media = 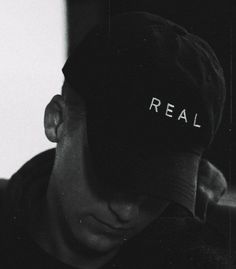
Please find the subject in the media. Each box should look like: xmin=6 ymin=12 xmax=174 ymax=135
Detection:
xmin=108 ymin=194 xmax=142 ymax=223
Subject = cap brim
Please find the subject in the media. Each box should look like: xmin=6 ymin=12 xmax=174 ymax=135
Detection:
xmin=86 ymin=112 xmax=200 ymax=215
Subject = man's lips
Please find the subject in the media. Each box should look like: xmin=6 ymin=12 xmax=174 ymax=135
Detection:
xmin=93 ymin=216 xmax=132 ymax=231
xmin=89 ymin=216 xmax=133 ymax=236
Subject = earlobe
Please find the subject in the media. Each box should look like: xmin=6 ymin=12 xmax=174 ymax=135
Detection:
xmin=44 ymin=95 xmax=65 ymax=143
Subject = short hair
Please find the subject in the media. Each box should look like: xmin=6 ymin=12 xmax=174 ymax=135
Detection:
xmin=62 ymin=80 xmax=86 ymax=130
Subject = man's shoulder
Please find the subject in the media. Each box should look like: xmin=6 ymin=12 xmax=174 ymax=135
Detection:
xmin=0 ymin=178 xmax=8 ymax=211
xmin=114 ymin=217 xmax=233 ymax=269
xmin=0 ymin=178 xmax=8 ymax=190
xmin=0 ymin=149 xmax=55 ymax=219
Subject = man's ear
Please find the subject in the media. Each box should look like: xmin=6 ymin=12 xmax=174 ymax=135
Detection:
xmin=44 ymin=95 xmax=65 ymax=143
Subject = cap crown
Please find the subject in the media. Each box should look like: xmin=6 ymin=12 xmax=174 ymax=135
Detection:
xmin=63 ymin=12 xmax=226 ymax=154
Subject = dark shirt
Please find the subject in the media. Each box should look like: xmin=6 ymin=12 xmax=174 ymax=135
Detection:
xmin=0 ymin=149 xmax=234 ymax=269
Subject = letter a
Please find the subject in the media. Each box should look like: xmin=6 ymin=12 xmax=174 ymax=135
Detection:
xmin=178 ymin=109 xmax=188 ymax=123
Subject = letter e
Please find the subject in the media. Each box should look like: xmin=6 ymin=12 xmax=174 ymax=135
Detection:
xmin=165 ymin=103 xmax=174 ymax=118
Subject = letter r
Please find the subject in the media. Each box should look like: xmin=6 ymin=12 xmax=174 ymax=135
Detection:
xmin=149 ymin=98 xmax=161 ymax=112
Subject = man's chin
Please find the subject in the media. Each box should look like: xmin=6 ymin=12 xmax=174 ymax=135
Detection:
xmin=79 ymin=231 xmax=123 ymax=255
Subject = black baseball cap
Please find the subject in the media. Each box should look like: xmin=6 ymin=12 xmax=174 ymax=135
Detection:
xmin=62 ymin=12 xmax=226 ymax=215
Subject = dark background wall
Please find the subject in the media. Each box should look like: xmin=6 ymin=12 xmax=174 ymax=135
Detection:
xmin=66 ymin=0 xmax=233 ymax=185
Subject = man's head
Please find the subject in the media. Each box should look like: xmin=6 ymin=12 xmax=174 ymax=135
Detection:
xmin=44 ymin=12 xmax=226 ymax=254
xmin=44 ymin=82 xmax=169 ymax=254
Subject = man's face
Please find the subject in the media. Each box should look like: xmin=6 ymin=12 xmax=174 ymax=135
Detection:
xmin=47 ymin=99 xmax=169 ymax=254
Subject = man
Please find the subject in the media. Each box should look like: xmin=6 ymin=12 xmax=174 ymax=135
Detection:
xmin=0 ymin=12 xmax=233 ymax=268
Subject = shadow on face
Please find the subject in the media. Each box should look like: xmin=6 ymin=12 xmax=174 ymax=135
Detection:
xmin=45 ymin=93 xmax=169 ymax=254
